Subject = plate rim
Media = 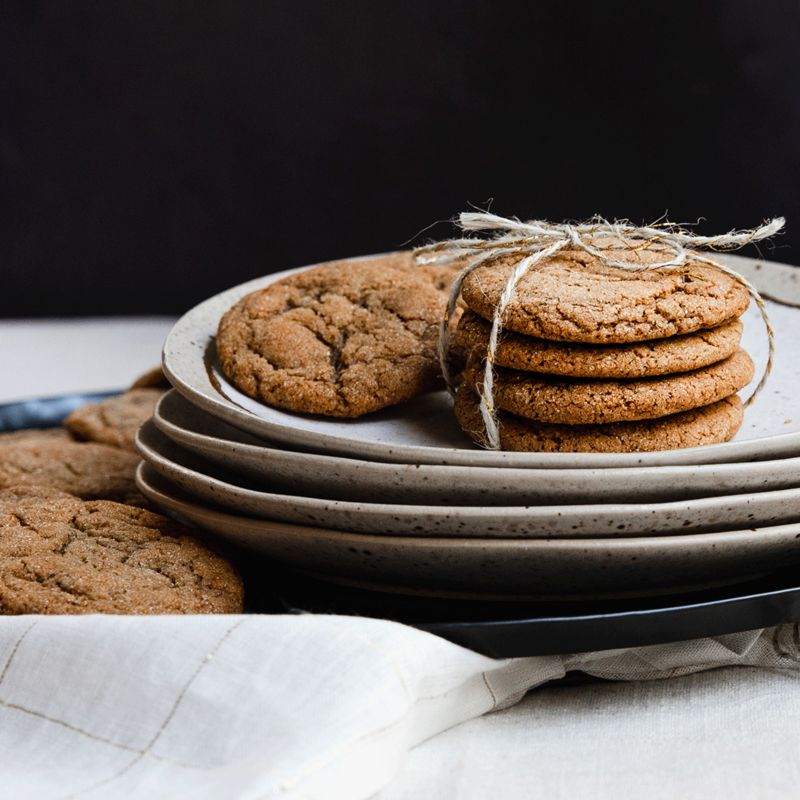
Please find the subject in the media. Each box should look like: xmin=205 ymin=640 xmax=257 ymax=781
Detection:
xmin=154 ymin=387 xmax=800 ymax=483
xmin=135 ymin=431 xmax=800 ymax=541
xmin=136 ymin=461 xmax=800 ymax=552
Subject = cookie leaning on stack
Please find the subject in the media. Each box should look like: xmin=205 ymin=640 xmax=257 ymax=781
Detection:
xmin=451 ymin=246 xmax=755 ymax=453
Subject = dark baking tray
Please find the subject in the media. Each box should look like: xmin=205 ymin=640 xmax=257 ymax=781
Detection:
xmin=5 ymin=391 xmax=800 ymax=657
xmin=268 ymin=570 xmax=800 ymax=657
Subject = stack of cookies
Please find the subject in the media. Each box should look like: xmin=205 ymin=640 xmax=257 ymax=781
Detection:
xmin=452 ymin=246 xmax=755 ymax=453
xmin=0 ymin=369 xmax=244 ymax=615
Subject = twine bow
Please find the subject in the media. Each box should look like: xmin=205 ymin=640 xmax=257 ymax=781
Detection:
xmin=414 ymin=212 xmax=784 ymax=450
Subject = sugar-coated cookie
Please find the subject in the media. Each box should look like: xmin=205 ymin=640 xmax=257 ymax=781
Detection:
xmin=217 ymin=257 xmax=448 ymax=417
xmin=454 ymin=388 xmax=744 ymax=453
xmin=460 ymin=246 xmax=750 ymax=344
xmin=454 ymin=311 xmax=743 ymax=378
xmin=64 ymin=388 xmax=162 ymax=451
xmin=462 ymin=349 xmax=753 ymax=424
xmin=0 ymin=439 xmax=142 ymax=503
xmin=0 ymin=484 xmax=243 ymax=614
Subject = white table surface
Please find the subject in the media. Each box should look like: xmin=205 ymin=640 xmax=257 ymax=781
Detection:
xmin=0 ymin=317 xmax=176 ymax=402
xmin=2 ymin=318 xmax=797 ymax=800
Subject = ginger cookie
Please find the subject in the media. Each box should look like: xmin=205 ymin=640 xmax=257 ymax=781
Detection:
xmin=462 ymin=349 xmax=754 ymax=425
xmin=454 ymin=388 xmax=744 ymax=453
xmin=0 ymin=439 xmax=142 ymax=503
xmin=454 ymin=311 xmax=744 ymax=378
xmin=64 ymin=388 xmax=162 ymax=451
xmin=0 ymin=484 xmax=243 ymax=614
xmin=217 ymin=258 xmax=448 ymax=417
xmin=0 ymin=428 xmax=73 ymax=444
xmin=460 ymin=246 xmax=750 ymax=343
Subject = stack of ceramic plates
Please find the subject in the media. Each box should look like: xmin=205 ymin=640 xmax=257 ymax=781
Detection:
xmin=136 ymin=252 xmax=800 ymax=600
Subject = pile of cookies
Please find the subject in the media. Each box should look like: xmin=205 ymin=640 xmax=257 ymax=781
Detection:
xmin=0 ymin=374 xmax=166 ymax=504
xmin=452 ymin=246 xmax=755 ymax=452
xmin=0 ymin=370 xmax=244 ymax=615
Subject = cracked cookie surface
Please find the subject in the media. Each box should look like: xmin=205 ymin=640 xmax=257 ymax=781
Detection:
xmin=454 ymin=389 xmax=744 ymax=453
xmin=64 ymin=388 xmax=163 ymax=451
xmin=0 ymin=428 xmax=73 ymax=445
xmin=460 ymin=247 xmax=750 ymax=343
xmin=462 ymin=348 xmax=753 ymax=424
xmin=217 ymin=256 xmax=448 ymax=417
xmin=0 ymin=484 xmax=243 ymax=614
xmin=0 ymin=439 xmax=142 ymax=503
xmin=454 ymin=311 xmax=744 ymax=378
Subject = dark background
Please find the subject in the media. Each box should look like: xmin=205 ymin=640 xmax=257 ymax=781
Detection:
xmin=2 ymin=1 xmax=799 ymax=317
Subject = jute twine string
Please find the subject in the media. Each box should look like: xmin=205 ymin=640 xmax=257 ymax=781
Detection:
xmin=414 ymin=212 xmax=784 ymax=450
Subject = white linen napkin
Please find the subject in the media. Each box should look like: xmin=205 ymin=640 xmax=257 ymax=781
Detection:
xmin=1 ymin=614 xmax=797 ymax=800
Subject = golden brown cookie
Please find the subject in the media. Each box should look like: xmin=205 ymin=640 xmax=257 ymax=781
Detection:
xmin=462 ymin=349 xmax=753 ymax=425
xmin=217 ymin=257 xmax=448 ymax=417
xmin=0 ymin=439 xmax=142 ymax=503
xmin=0 ymin=428 xmax=73 ymax=444
xmin=454 ymin=388 xmax=744 ymax=453
xmin=0 ymin=484 xmax=243 ymax=614
xmin=454 ymin=311 xmax=744 ymax=378
xmin=460 ymin=246 xmax=750 ymax=343
xmin=64 ymin=388 xmax=162 ymax=450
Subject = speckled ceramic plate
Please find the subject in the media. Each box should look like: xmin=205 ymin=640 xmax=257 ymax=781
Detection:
xmin=136 ymin=463 xmax=800 ymax=597
xmin=162 ymin=251 xmax=800 ymax=468
xmin=154 ymin=389 xmax=800 ymax=505
xmin=136 ymin=419 xmax=800 ymax=538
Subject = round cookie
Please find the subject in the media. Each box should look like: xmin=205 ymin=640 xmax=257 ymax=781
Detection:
xmin=462 ymin=349 xmax=753 ymax=425
xmin=0 ymin=484 xmax=243 ymax=614
xmin=64 ymin=388 xmax=163 ymax=451
xmin=453 ymin=311 xmax=744 ymax=378
xmin=0 ymin=428 xmax=73 ymax=444
xmin=454 ymin=388 xmax=744 ymax=453
xmin=460 ymin=246 xmax=750 ymax=343
xmin=0 ymin=439 xmax=142 ymax=503
xmin=217 ymin=258 xmax=447 ymax=417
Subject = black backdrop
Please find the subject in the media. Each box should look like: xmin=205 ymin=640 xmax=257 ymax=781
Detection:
xmin=3 ymin=1 xmax=799 ymax=317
